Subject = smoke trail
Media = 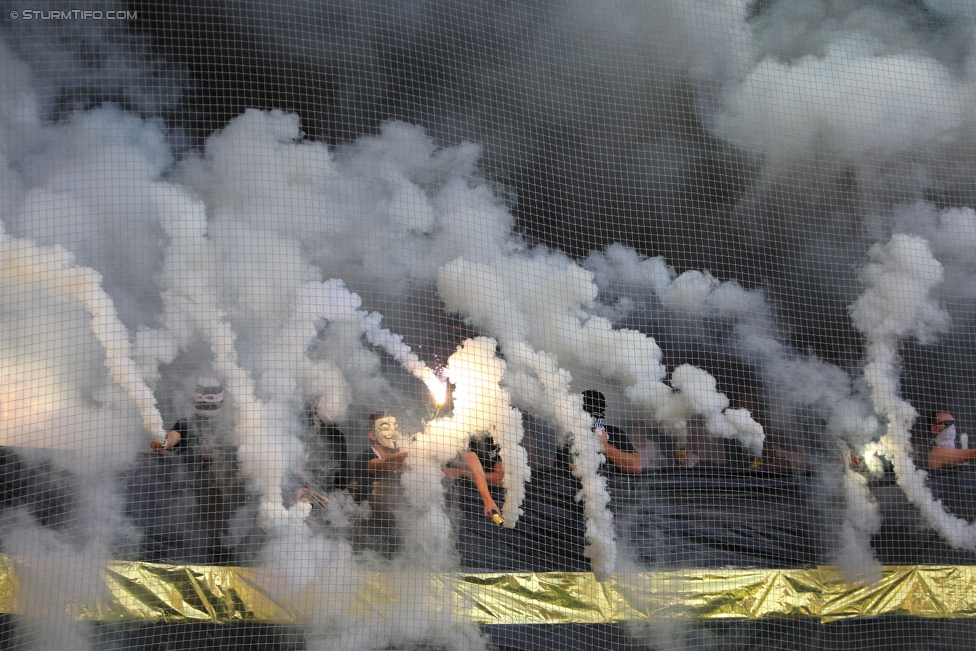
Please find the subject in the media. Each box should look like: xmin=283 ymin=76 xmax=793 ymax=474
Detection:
xmin=142 ymin=185 xmax=297 ymax=527
xmin=586 ymin=243 xmax=877 ymax=455
xmin=0 ymin=224 xmax=165 ymax=444
xmin=849 ymin=234 xmax=976 ymax=548
xmin=400 ymin=337 xmax=526 ymax=568
xmin=586 ymin=243 xmax=903 ymax=577
xmin=3 ymin=514 xmax=105 ymax=651
xmin=279 ymin=276 xmax=447 ymax=408
xmin=444 ymin=250 xmax=766 ymax=454
xmin=836 ymin=464 xmax=883 ymax=584
xmin=660 ymin=364 xmax=764 ymax=456
xmin=175 ymin=111 xmax=514 ymax=307
xmin=359 ymin=309 xmax=447 ymax=405
xmin=438 ymin=254 xmax=617 ymax=579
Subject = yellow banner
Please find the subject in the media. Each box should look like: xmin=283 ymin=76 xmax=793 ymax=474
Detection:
xmin=1 ymin=559 xmax=976 ymax=624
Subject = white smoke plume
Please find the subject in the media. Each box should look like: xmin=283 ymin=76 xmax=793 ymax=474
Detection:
xmin=400 ymin=337 xmax=526 ymax=568
xmin=438 ymin=254 xmax=623 ymax=579
xmin=717 ymin=46 xmax=973 ymax=160
xmin=175 ymin=110 xmax=515 ymax=306
xmin=3 ymin=512 xmax=107 ymax=651
xmin=665 ymin=365 xmax=765 ymax=456
xmin=438 ymin=250 xmax=764 ymax=577
xmin=587 ymin=243 xmax=877 ymax=453
xmin=123 ymin=182 xmax=302 ymax=530
xmin=414 ymin=337 xmax=530 ymax=544
xmin=849 ymin=234 xmax=976 ymax=549
xmin=259 ymin=501 xmax=487 ymax=651
xmin=17 ymin=1 xmax=976 ymax=640
xmin=0 ymin=0 xmax=186 ymax=127
xmin=586 ymin=242 xmax=895 ymax=577
xmin=440 ymin=250 xmax=756 ymax=448
xmin=0 ymin=221 xmax=162 ymax=454
xmin=836 ymin=466 xmax=883 ymax=585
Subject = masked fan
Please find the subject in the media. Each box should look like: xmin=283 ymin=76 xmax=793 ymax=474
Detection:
xmin=928 ymin=411 xmax=976 ymax=469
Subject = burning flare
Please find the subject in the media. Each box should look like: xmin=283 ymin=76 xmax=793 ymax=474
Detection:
xmin=424 ymin=372 xmax=449 ymax=406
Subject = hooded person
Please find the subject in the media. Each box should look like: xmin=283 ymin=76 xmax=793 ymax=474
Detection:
xmin=143 ymin=377 xmax=246 ymax=563
xmin=153 ymin=377 xmax=226 ymax=456
xmin=305 ymin=396 xmax=350 ymax=493
xmin=286 ymin=397 xmax=352 ymax=517
xmin=554 ymin=390 xmax=642 ymax=477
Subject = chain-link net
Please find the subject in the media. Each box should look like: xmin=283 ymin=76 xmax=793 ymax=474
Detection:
xmin=1 ymin=1 xmax=976 ymax=649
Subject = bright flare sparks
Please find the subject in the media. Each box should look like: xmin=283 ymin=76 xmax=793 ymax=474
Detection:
xmin=424 ymin=374 xmax=449 ymax=406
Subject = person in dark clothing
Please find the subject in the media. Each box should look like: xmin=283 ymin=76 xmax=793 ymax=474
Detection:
xmin=140 ymin=377 xmax=245 ymax=563
xmin=298 ymin=397 xmax=350 ymax=494
xmin=554 ymin=390 xmax=642 ymax=476
xmin=348 ymin=412 xmax=407 ymax=557
xmin=153 ymin=377 xmax=224 ymax=457
xmin=349 ymin=413 xmax=405 ymax=499
xmin=285 ymin=399 xmax=351 ymax=530
xmin=444 ymin=433 xmax=503 ymax=522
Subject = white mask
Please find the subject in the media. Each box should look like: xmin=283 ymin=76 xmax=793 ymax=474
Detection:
xmin=935 ymin=424 xmax=958 ymax=449
xmin=373 ymin=416 xmax=399 ymax=449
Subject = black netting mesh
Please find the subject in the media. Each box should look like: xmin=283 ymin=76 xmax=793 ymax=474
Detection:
xmin=1 ymin=1 xmax=976 ymax=649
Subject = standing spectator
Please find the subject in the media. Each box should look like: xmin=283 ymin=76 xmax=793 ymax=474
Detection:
xmin=928 ymin=411 xmax=976 ymax=469
xmin=348 ymin=412 xmax=408 ymax=557
xmin=150 ymin=377 xmax=245 ymax=562
xmin=554 ymin=390 xmax=642 ymax=476
xmin=444 ymin=433 xmax=503 ymax=522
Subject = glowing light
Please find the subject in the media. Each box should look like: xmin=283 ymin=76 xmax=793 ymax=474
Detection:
xmin=425 ymin=375 xmax=449 ymax=406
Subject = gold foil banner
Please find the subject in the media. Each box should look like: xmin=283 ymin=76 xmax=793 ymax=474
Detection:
xmin=0 ymin=560 xmax=976 ymax=624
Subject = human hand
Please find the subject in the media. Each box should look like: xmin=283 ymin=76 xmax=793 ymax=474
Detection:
xmin=150 ymin=439 xmax=165 ymax=452
xmin=484 ymin=501 xmax=503 ymax=524
xmin=388 ymin=450 xmax=409 ymax=465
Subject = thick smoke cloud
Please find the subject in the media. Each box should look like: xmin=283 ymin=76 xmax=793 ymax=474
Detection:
xmin=53 ymin=0 xmax=964 ymax=390
xmin=11 ymin=0 xmax=976 ymax=370
xmin=7 ymin=0 xmax=976 ymax=646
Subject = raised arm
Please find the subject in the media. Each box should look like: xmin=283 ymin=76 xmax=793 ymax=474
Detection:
xmin=602 ymin=442 xmax=642 ymax=473
xmin=929 ymin=446 xmax=976 ymax=469
xmin=367 ymin=450 xmax=409 ymax=473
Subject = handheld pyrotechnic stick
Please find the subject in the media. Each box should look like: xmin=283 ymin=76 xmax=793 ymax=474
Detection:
xmin=492 ymin=513 xmax=504 ymax=526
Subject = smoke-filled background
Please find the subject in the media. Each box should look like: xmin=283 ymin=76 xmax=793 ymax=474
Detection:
xmin=4 ymin=0 xmax=976 ymax=649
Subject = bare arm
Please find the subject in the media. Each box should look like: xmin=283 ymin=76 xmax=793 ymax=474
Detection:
xmin=367 ymin=450 xmax=409 ymax=473
xmin=600 ymin=433 xmax=642 ymax=474
xmin=484 ymin=461 xmax=505 ymax=486
xmin=460 ymin=450 xmax=501 ymax=518
xmin=443 ymin=458 xmax=504 ymax=487
xmin=443 ymin=466 xmax=466 ymax=480
xmin=928 ymin=446 xmax=976 ymax=469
